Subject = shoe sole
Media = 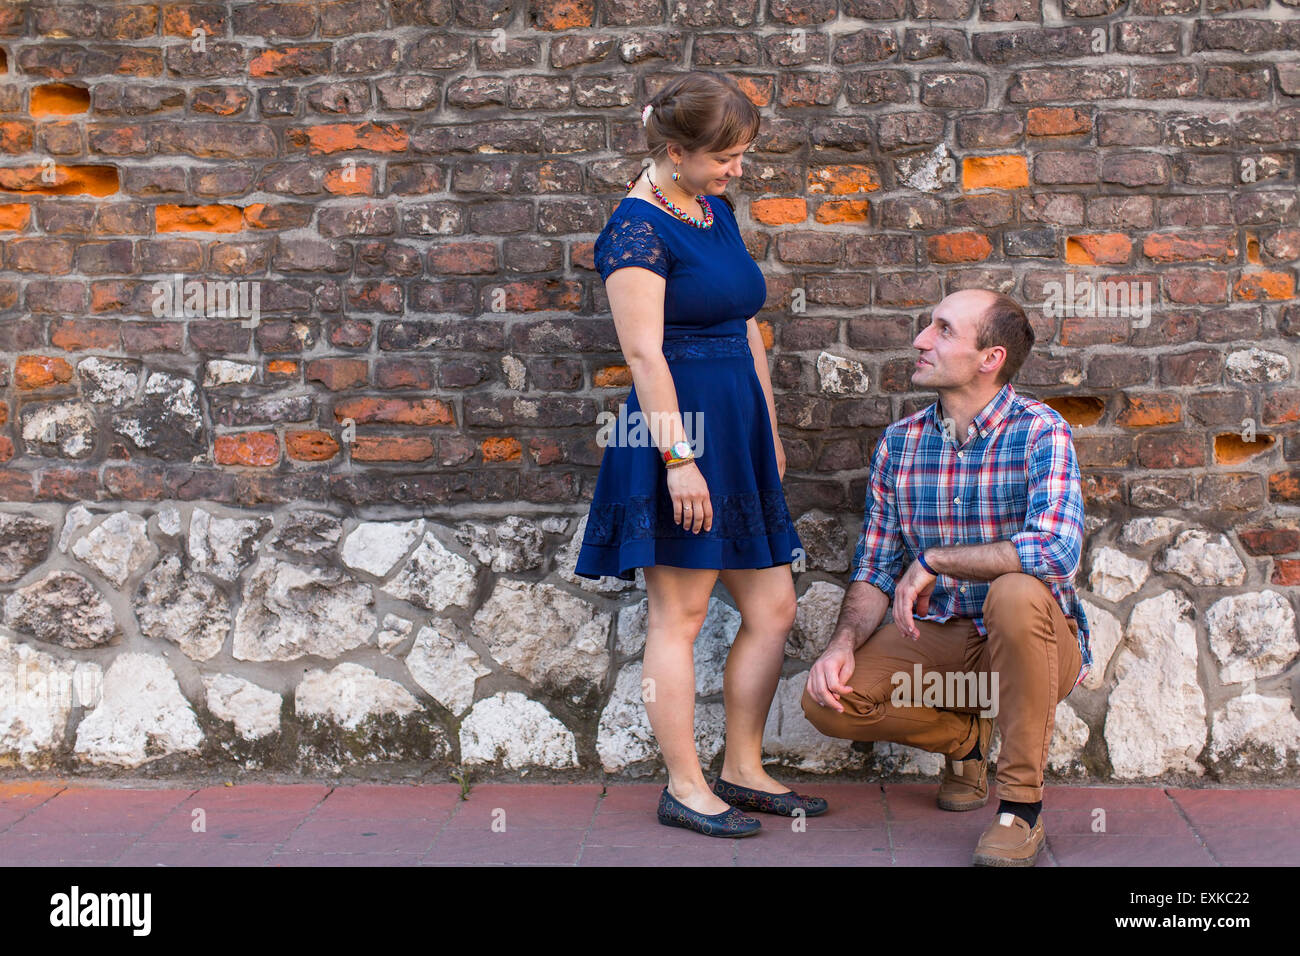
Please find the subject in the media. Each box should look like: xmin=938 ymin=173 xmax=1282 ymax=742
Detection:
xmin=972 ymin=830 xmax=1045 ymax=867
xmin=937 ymin=792 xmax=989 ymax=812
xmin=657 ymin=816 xmax=761 ymax=838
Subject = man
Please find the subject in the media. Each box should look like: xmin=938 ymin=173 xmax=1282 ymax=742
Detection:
xmin=801 ymin=288 xmax=1092 ymax=867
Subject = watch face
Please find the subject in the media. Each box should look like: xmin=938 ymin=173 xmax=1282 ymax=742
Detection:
xmin=671 ymin=440 xmax=692 ymax=458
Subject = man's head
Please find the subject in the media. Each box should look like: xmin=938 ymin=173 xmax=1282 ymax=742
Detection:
xmin=911 ymin=290 xmax=1034 ymax=390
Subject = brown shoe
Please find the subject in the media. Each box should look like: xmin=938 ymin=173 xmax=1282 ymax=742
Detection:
xmin=936 ymin=715 xmax=994 ymax=811
xmin=972 ymin=811 xmax=1045 ymax=867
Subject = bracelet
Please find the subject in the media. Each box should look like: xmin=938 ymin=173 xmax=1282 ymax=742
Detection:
xmin=916 ymin=550 xmax=935 ymax=574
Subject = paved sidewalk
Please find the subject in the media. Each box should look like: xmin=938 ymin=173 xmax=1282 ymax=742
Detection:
xmin=0 ymin=780 xmax=1296 ymax=866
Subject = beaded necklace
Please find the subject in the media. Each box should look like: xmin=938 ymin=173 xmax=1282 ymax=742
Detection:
xmin=625 ymin=169 xmax=714 ymax=229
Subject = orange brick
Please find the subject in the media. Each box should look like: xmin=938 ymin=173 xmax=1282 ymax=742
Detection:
xmin=1234 ymin=271 xmax=1294 ymax=301
xmin=156 ymin=204 xmax=243 ymax=232
xmin=290 ymin=122 xmax=409 ymax=154
xmin=1043 ymin=396 xmax=1105 ymax=427
xmin=0 ymin=164 xmax=119 ymax=197
xmin=15 ymin=354 xmax=73 ymax=389
xmin=351 ymin=435 xmax=435 ymax=462
xmin=1026 ymin=107 xmax=1090 ymax=136
xmin=0 ymin=435 xmax=11 ymax=463
xmin=324 ymin=164 xmax=375 ymax=195
xmin=480 ymin=436 xmax=522 ymax=462
xmin=51 ymin=318 xmax=119 ymax=351
xmin=593 ymin=365 xmax=632 ymax=387
xmin=962 ymin=155 xmax=1029 ymax=190
xmin=0 ymin=203 xmax=30 ymax=231
xmin=757 ymin=320 xmax=773 ymax=351
xmin=814 ymin=199 xmax=870 ymax=224
xmin=1214 ymin=433 xmax=1275 ymax=464
xmin=1143 ymin=233 xmax=1236 ymax=263
xmin=1066 ymin=233 xmax=1132 ymax=265
xmin=30 ymin=83 xmax=90 ymax=117
xmin=266 ymin=359 xmax=299 ymax=377
xmin=1116 ymin=393 xmax=1181 ymax=427
xmin=285 ymin=429 xmax=340 ymax=461
xmin=214 ymin=432 xmax=279 ymax=467
xmin=927 ymin=232 xmax=993 ymax=263
xmin=532 ymin=0 xmax=595 ymax=30
xmin=333 ymin=397 xmax=455 ymax=427
xmin=807 ymin=164 xmax=881 ymax=196
xmin=751 ymin=197 xmax=806 ymax=225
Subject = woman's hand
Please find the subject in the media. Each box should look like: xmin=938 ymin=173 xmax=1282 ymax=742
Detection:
xmin=665 ymin=460 xmax=712 ymax=534
xmin=773 ymin=433 xmax=786 ymax=480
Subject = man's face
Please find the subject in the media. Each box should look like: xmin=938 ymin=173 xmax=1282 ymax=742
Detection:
xmin=911 ymin=294 xmax=1000 ymax=389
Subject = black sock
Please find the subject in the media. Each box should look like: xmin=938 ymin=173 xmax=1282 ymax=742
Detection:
xmin=997 ymin=799 xmax=1042 ymax=828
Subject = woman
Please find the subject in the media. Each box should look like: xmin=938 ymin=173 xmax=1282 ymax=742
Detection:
xmin=574 ymin=71 xmax=827 ymax=837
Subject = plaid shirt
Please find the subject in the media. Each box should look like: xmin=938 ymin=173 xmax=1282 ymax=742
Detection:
xmin=851 ymin=382 xmax=1091 ymax=689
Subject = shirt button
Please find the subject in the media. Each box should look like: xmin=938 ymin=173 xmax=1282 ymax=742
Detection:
xmin=953 ymin=496 xmax=960 ymax=503
xmin=956 ymin=451 xmax=963 ymax=458
xmin=960 ymin=585 xmax=967 ymax=593
xmin=980 ymin=430 xmax=987 ymax=437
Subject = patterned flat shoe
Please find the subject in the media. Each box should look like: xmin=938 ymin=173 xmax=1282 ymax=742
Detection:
xmin=712 ymin=777 xmax=829 ymax=817
xmin=657 ymin=787 xmax=762 ymax=838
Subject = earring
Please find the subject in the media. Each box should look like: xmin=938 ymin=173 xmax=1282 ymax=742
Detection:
xmin=672 ymin=164 xmax=679 ymax=183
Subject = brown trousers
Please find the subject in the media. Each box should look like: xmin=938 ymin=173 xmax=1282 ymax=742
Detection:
xmin=800 ymin=572 xmax=1082 ymax=803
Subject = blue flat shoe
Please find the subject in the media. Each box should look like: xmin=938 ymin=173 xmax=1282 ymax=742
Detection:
xmin=712 ymin=777 xmax=829 ymax=817
xmin=657 ymin=787 xmax=762 ymax=838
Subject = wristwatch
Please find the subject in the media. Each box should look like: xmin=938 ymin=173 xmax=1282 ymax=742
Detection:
xmin=663 ymin=440 xmax=694 ymax=468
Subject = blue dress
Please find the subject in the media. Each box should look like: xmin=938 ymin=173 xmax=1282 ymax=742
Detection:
xmin=574 ymin=193 xmax=804 ymax=582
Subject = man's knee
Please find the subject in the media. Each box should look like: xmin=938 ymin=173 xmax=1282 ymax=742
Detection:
xmin=984 ymin=572 xmax=1053 ymax=623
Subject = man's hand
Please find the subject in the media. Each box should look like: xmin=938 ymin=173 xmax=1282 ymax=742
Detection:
xmin=892 ymin=558 xmax=937 ymax=641
xmin=805 ymin=640 xmax=856 ymax=713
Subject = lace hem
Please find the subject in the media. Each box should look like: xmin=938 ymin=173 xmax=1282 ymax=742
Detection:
xmin=583 ymin=488 xmax=796 ymax=546
xmin=660 ymin=334 xmax=751 ymax=361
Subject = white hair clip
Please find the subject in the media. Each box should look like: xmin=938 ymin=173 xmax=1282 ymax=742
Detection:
xmin=641 ymin=104 xmax=654 ymax=127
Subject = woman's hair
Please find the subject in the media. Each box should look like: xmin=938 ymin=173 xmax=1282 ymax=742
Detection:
xmin=642 ymin=71 xmax=761 ymax=164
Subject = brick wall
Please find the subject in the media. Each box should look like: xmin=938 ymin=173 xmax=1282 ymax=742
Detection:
xmin=0 ymin=1 xmax=1297 ymax=780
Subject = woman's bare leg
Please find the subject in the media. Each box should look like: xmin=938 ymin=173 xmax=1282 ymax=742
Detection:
xmin=717 ymin=565 xmax=799 ymax=793
xmin=642 ymin=563 xmax=732 ymax=815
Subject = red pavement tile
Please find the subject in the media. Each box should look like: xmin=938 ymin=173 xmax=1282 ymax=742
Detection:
xmin=883 ymin=783 xmax=999 ymax=824
xmin=443 ymin=784 xmax=602 ymax=829
xmin=1190 ymin=826 xmax=1300 ymax=866
xmin=890 ymin=819 xmax=994 ymax=850
xmin=586 ymin=811 xmax=714 ymax=847
xmin=1038 ymin=807 xmax=1192 ymax=835
xmin=1045 ymin=834 xmax=1216 ymax=867
xmin=0 ymin=831 xmax=139 ymax=864
xmin=426 ymin=827 xmax=586 ymax=865
xmin=280 ymin=816 xmax=441 ymax=854
xmin=593 ymin=784 xmax=665 ymax=813
xmin=1039 ymin=786 xmax=1179 ymax=812
xmin=733 ymin=827 xmax=891 ymax=865
xmin=178 ymin=784 xmax=331 ymax=813
xmin=113 ymin=842 xmax=279 ymax=867
xmin=578 ymin=843 xmax=737 ymax=866
xmin=269 ymin=852 xmax=423 ymax=867
xmin=137 ymin=809 xmax=308 ymax=845
xmin=0 ymin=780 xmax=64 ymax=810
xmin=784 ymin=783 xmax=888 ymax=827
xmin=313 ymin=784 xmax=461 ymax=818
xmin=1168 ymin=788 xmax=1300 ymax=827
xmin=11 ymin=787 xmax=191 ymax=835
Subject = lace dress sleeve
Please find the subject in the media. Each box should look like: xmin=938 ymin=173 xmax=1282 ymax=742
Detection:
xmin=594 ymin=214 xmax=672 ymax=282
